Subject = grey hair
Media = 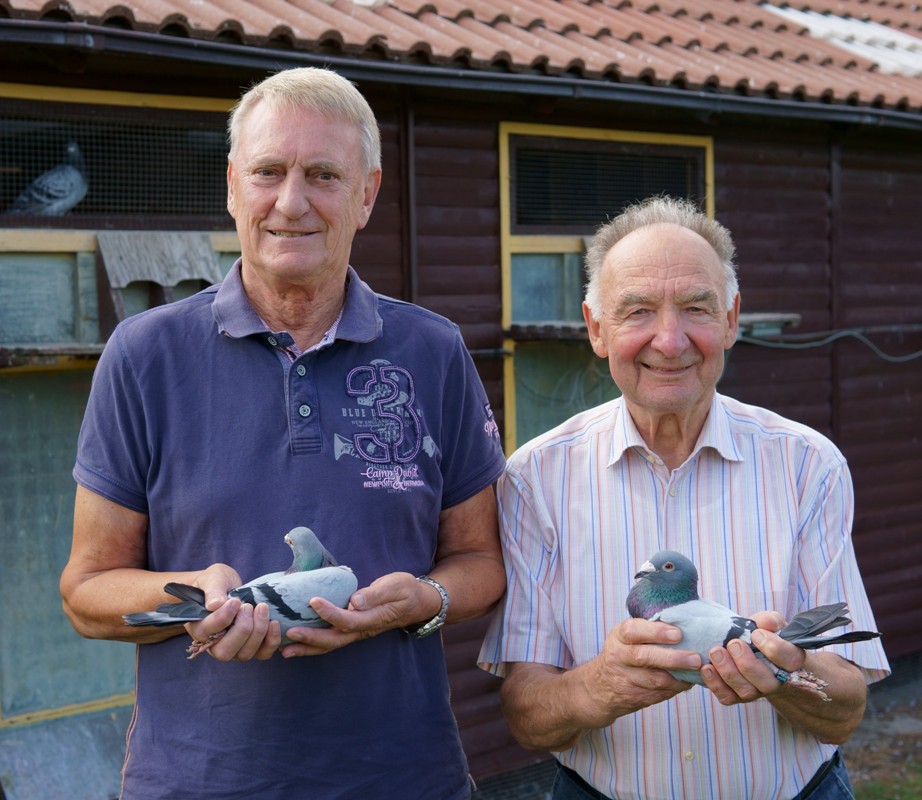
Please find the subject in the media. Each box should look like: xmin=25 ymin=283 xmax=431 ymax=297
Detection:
xmin=227 ymin=67 xmax=381 ymax=172
xmin=584 ymin=196 xmax=738 ymax=319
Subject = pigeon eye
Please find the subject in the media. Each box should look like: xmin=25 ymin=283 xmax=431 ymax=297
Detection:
xmin=663 ymin=562 xmax=675 ymax=571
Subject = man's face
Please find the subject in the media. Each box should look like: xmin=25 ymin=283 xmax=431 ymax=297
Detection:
xmin=226 ymin=102 xmax=381 ymax=290
xmin=583 ymin=223 xmax=739 ymax=427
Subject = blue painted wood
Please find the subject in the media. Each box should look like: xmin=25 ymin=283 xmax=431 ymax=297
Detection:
xmin=0 ymin=373 xmax=136 ymax=719
xmin=0 ymin=707 xmax=132 ymax=800
xmin=0 ymin=254 xmax=77 ymax=343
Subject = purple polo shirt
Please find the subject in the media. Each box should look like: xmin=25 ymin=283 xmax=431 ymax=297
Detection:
xmin=74 ymin=262 xmax=506 ymax=799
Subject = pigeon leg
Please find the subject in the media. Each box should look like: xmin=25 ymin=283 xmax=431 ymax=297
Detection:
xmin=186 ymin=631 xmax=226 ymax=660
xmin=774 ymin=667 xmax=831 ymax=702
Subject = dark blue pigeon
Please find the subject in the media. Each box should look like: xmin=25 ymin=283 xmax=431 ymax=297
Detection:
xmin=626 ymin=550 xmax=880 ymax=698
xmin=6 ymin=140 xmax=88 ymax=216
xmin=124 ymin=526 xmax=357 ymax=658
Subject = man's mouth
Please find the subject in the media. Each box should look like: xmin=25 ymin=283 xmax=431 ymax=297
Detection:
xmin=643 ymin=363 xmax=688 ymax=373
xmin=269 ymin=230 xmax=309 ymax=238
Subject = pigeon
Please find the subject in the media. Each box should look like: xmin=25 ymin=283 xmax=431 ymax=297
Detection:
xmin=626 ymin=550 xmax=881 ymax=699
xmin=123 ymin=526 xmax=358 ymax=658
xmin=5 ymin=140 xmax=88 ymax=216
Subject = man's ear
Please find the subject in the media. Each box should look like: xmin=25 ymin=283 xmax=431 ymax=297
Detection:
xmin=724 ymin=293 xmax=740 ymax=349
xmin=583 ymin=302 xmax=608 ymax=358
xmin=226 ymin=159 xmax=236 ymax=218
xmin=355 ymin=168 xmax=382 ymax=230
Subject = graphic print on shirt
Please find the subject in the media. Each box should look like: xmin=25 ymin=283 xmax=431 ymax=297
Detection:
xmin=335 ymin=359 xmax=435 ymax=492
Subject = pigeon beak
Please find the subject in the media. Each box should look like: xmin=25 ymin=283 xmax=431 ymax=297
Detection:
xmin=634 ymin=559 xmax=657 ymax=580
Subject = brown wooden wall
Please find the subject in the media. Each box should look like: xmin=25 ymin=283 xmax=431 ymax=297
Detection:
xmin=714 ymin=127 xmax=922 ymax=662
xmin=832 ymin=138 xmax=922 ymax=659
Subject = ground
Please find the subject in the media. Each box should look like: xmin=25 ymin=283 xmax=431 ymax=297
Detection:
xmin=841 ymin=671 xmax=922 ymax=790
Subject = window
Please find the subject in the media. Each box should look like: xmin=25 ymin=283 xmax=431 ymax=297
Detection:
xmin=0 ymin=97 xmax=232 ymax=229
xmin=501 ymin=123 xmax=713 ymax=449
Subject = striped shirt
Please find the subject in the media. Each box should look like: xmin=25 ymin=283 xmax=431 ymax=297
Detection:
xmin=479 ymin=392 xmax=889 ymax=800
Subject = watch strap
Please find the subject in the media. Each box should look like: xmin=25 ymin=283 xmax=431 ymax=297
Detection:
xmin=405 ymin=575 xmax=449 ymax=638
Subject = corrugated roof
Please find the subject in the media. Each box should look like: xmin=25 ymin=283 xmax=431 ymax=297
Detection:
xmin=2 ymin=0 xmax=920 ymax=111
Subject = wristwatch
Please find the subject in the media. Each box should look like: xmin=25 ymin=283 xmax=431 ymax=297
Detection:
xmin=404 ymin=575 xmax=450 ymax=638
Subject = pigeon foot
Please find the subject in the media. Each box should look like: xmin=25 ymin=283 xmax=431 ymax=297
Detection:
xmin=186 ymin=631 xmax=225 ymax=660
xmin=776 ymin=668 xmax=831 ymax=701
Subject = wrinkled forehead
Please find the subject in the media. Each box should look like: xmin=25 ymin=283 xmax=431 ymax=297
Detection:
xmin=603 ymin=223 xmax=726 ymax=299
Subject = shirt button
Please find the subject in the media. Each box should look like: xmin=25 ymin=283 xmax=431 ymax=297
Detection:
xmin=296 ymin=364 xmax=307 ymax=377
xmin=298 ymin=404 xmax=311 ymax=418
xmin=267 ymin=336 xmax=278 ymax=346
xmin=669 ymin=487 xmax=677 ymax=497
xmin=684 ymin=751 xmax=694 ymax=761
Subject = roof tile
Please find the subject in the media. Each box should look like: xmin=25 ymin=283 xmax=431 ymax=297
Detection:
xmin=2 ymin=0 xmax=920 ymax=112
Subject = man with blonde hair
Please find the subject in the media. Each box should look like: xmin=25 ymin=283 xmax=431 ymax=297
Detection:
xmin=62 ymin=67 xmax=506 ymax=799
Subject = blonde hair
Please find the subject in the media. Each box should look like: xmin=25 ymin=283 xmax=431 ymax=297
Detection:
xmin=584 ymin=196 xmax=738 ymax=319
xmin=228 ymin=67 xmax=381 ymax=171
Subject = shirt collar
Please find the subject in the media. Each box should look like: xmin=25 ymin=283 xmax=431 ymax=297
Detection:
xmin=609 ymin=393 xmax=743 ymax=467
xmin=213 ymin=261 xmax=382 ymax=344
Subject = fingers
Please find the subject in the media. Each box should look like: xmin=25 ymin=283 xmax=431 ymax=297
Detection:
xmin=700 ymin=642 xmax=767 ymax=704
xmin=703 ymin=631 xmax=803 ymax=704
xmin=616 ymin=618 xmax=701 ymax=675
xmin=186 ymin=601 xmax=282 ymax=662
xmin=584 ymin=621 xmax=696 ymax=717
xmin=192 ymin=563 xmax=243 ymax=612
xmin=186 ymin=596 xmax=240 ymax=641
xmin=279 ymin=624 xmax=362 ymax=658
xmin=750 ymin=610 xmax=786 ymax=632
xmin=280 ymin=576 xmax=421 ymax=659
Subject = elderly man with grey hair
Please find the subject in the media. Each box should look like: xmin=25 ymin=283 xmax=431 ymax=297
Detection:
xmin=479 ymin=196 xmax=888 ymax=800
xmin=62 ymin=67 xmax=506 ymax=799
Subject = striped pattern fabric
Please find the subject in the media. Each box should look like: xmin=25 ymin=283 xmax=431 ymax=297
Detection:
xmin=479 ymin=392 xmax=889 ymax=800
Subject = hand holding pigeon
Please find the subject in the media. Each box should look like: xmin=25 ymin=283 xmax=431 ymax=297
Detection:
xmin=626 ymin=550 xmax=880 ymax=700
xmin=123 ymin=526 xmax=357 ymax=658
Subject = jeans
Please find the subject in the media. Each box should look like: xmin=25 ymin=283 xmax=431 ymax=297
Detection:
xmin=552 ymin=750 xmax=856 ymax=800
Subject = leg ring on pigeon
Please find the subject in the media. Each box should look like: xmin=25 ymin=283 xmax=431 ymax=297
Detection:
xmin=186 ymin=631 xmax=225 ymax=660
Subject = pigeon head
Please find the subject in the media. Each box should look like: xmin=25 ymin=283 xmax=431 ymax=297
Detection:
xmin=283 ymin=526 xmax=339 ymax=574
xmin=626 ymin=550 xmax=700 ymax=619
xmin=64 ymin=140 xmax=86 ymax=173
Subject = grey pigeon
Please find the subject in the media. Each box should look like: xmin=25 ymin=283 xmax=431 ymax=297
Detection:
xmin=626 ymin=550 xmax=880 ymax=698
xmin=6 ymin=140 xmax=87 ymax=215
xmin=123 ymin=526 xmax=357 ymax=658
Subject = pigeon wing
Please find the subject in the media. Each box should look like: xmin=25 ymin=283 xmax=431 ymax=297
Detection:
xmin=9 ymin=165 xmax=87 ymax=215
xmin=236 ymin=566 xmax=358 ymax=632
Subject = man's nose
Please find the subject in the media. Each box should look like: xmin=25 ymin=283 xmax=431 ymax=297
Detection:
xmin=275 ymin=174 xmax=311 ymax=217
xmin=650 ymin=309 xmax=689 ymax=355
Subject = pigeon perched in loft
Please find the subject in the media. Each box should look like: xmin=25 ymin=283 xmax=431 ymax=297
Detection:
xmin=626 ymin=550 xmax=880 ymax=699
xmin=5 ymin=140 xmax=88 ymax=216
xmin=123 ymin=526 xmax=357 ymax=659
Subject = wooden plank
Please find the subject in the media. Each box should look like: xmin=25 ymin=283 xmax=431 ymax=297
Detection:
xmin=96 ymin=231 xmax=222 ymax=288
